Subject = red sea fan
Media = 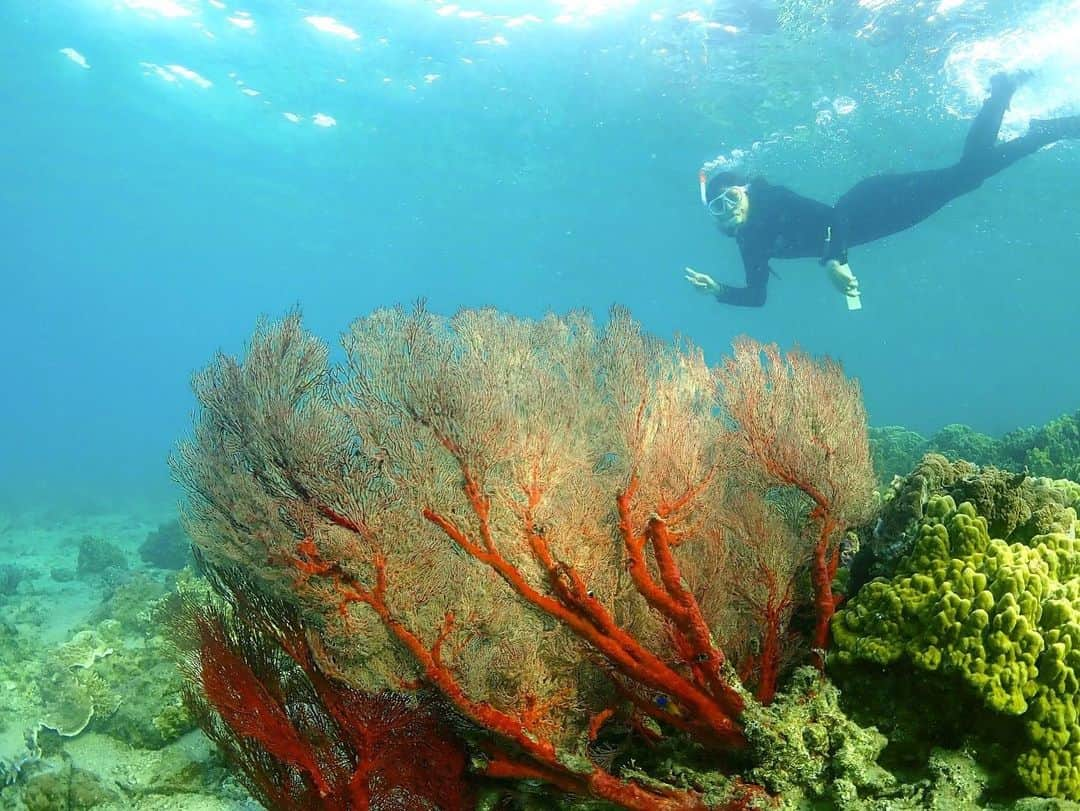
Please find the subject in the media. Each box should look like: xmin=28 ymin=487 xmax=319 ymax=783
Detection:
xmin=182 ymin=593 xmax=475 ymax=811
xmin=175 ymin=306 xmax=875 ymax=809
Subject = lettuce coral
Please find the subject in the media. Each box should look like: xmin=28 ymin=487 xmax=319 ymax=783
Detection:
xmin=834 ymin=494 xmax=1080 ymax=799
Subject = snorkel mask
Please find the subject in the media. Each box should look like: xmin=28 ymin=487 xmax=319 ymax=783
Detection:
xmin=699 ymin=171 xmax=749 ymax=230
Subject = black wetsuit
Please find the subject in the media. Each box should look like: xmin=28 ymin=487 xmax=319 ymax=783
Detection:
xmin=715 ymin=83 xmax=1078 ymax=307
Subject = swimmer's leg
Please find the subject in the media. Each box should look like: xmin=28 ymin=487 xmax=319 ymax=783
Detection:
xmin=1028 ymin=114 xmax=1080 ymax=142
xmin=961 ymin=71 xmax=1029 ymax=160
xmin=970 ymin=113 xmax=1080 ymax=179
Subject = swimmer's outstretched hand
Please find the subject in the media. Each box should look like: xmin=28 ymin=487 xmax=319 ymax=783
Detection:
xmin=684 ymin=267 xmax=722 ymax=295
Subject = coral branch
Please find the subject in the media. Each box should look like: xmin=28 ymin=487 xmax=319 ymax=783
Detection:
xmin=589 ymin=707 xmax=617 ymax=742
xmin=646 ymin=516 xmax=745 ymax=717
xmin=287 ymin=539 xmax=721 ymax=810
xmin=484 ymin=751 xmax=709 ymax=811
xmin=656 ymin=467 xmax=719 ymax=521
xmin=424 ymin=469 xmax=747 ymax=749
xmin=810 ymin=513 xmax=842 ymax=657
xmin=195 ymin=614 xmax=331 ymax=800
xmin=187 ymin=596 xmax=476 ymax=811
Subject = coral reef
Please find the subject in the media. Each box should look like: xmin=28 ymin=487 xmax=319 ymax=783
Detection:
xmin=173 ymin=306 xmax=876 ymax=808
xmin=869 ymin=410 xmax=1080 ymax=486
xmin=90 ymin=572 xmax=170 ymax=632
xmin=20 ymin=764 xmax=120 ymax=810
xmin=742 ymin=667 xmax=896 ymax=808
xmin=36 ymin=629 xmax=120 ymax=738
xmin=834 ymin=494 xmax=1080 ymax=800
xmin=177 ymin=566 xmax=476 ymax=810
xmin=868 ymin=425 xmax=929 ymax=486
xmin=0 ymin=507 xmax=248 ymax=811
xmin=999 ymin=412 xmax=1080 ymax=481
xmin=138 ymin=519 xmax=192 ymax=570
xmin=852 ymin=454 xmax=1080 ymax=586
xmin=76 ymin=536 xmax=127 ymax=578
xmin=10 ymin=318 xmax=1080 ymax=807
xmin=928 ymin=424 xmax=1002 ymax=470
xmin=0 ymin=563 xmax=30 ymax=597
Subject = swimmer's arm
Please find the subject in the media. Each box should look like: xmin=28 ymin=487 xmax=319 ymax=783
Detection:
xmin=685 ymin=257 xmax=769 ymax=307
xmin=714 ymin=247 xmax=770 ymax=307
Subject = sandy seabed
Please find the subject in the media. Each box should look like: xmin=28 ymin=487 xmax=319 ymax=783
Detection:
xmin=0 ymin=505 xmax=260 ymax=810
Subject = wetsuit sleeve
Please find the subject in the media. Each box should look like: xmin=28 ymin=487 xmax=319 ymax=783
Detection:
xmin=714 ymin=244 xmax=769 ymax=307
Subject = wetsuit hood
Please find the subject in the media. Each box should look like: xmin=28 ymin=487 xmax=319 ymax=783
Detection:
xmin=705 ymin=171 xmax=751 ymax=202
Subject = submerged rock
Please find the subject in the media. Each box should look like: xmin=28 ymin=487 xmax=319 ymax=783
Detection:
xmin=138 ymin=519 xmax=191 ymax=570
xmin=21 ymin=764 xmax=119 ymax=810
xmin=0 ymin=564 xmax=29 ymax=597
xmin=76 ymin=537 xmax=127 ymax=578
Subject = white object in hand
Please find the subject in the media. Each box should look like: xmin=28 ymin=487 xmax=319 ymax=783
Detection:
xmin=826 ymin=260 xmax=862 ymax=311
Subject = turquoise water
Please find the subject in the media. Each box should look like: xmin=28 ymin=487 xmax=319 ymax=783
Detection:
xmin=2 ymin=0 xmax=1078 ymax=509
xmin=3 ymin=3 xmax=1080 ymax=808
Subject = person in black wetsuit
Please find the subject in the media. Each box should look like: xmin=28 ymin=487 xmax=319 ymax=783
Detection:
xmin=685 ymin=73 xmax=1080 ymax=309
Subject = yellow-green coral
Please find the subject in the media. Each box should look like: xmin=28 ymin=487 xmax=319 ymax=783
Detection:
xmin=833 ymin=494 xmax=1080 ymax=799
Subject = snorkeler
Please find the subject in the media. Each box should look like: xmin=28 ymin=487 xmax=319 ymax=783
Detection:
xmin=685 ymin=73 xmax=1080 ymax=310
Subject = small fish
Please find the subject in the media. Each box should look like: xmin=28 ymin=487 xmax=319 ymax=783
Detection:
xmin=653 ymin=694 xmax=683 ymax=717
